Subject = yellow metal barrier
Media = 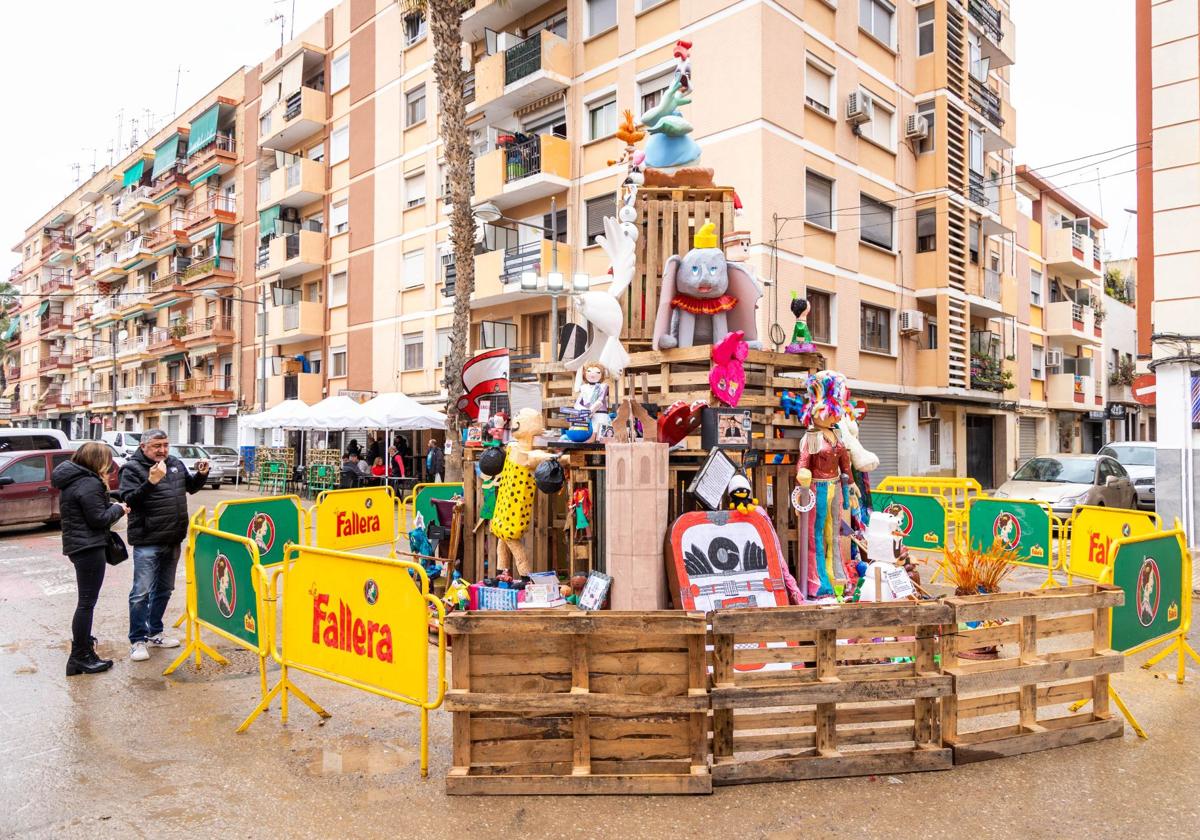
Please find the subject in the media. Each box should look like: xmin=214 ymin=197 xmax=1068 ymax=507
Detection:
xmin=401 ymin=481 xmax=465 ymax=537
xmin=963 ymin=496 xmax=1062 ymax=589
xmin=243 ymin=544 xmax=447 ymax=775
xmin=1065 ymin=504 xmax=1162 ymax=583
xmin=313 ymin=485 xmax=398 ymax=554
xmin=876 ymin=476 xmax=986 ymax=584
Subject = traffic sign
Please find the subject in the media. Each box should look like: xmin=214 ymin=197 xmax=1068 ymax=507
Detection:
xmin=1132 ymin=373 xmax=1157 ymax=406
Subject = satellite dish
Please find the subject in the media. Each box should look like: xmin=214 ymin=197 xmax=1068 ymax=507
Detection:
xmin=117 ymin=328 xmax=129 ymax=342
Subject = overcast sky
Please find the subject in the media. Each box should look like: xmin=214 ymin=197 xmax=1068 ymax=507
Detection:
xmin=0 ymin=0 xmax=1138 ymax=262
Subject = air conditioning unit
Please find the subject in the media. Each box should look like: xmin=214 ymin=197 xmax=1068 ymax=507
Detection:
xmin=905 ymin=114 xmax=929 ymax=141
xmin=898 ymin=309 xmax=925 ymax=334
xmin=190 ymin=244 xmax=207 ymax=260
xmin=918 ymin=401 xmax=940 ymax=421
xmin=846 ymin=91 xmax=874 ymax=126
xmin=1045 ymin=349 xmax=1063 ymax=369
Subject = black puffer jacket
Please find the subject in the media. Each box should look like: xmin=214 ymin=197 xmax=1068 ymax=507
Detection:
xmin=119 ymin=450 xmax=206 ymax=546
xmin=51 ymin=461 xmax=125 ymax=557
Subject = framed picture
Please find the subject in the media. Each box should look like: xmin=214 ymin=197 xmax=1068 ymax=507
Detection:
xmin=465 ymin=425 xmax=484 ymax=446
xmin=701 ymin=407 xmax=752 ymax=450
xmin=577 ymin=570 xmax=613 ymax=611
xmin=686 ymin=447 xmax=740 ymax=511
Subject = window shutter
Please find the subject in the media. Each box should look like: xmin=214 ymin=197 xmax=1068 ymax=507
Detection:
xmin=586 ymin=196 xmax=615 ymax=244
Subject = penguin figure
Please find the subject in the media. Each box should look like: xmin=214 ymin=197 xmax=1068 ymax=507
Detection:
xmin=727 ymin=474 xmax=759 ymax=514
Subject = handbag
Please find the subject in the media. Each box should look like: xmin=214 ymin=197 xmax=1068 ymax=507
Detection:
xmin=105 ymin=530 xmax=129 ymax=566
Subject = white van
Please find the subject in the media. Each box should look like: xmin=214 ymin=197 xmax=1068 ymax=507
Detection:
xmin=101 ymin=430 xmax=143 ymax=456
xmin=0 ymin=428 xmax=71 ymax=452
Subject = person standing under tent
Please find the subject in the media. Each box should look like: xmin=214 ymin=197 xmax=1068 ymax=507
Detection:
xmin=426 ymin=438 xmax=444 ymax=483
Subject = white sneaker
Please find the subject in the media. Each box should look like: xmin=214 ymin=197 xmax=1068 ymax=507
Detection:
xmin=130 ymin=641 xmax=150 ymax=661
xmin=147 ymin=634 xmax=180 ymax=649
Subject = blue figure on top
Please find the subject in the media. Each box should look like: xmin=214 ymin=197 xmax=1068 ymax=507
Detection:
xmin=639 ymin=40 xmax=702 ymax=170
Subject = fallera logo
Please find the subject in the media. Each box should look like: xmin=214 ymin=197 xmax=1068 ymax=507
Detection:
xmin=336 ymin=510 xmax=381 ymax=537
xmin=311 ymin=592 xmax=394 ymax=662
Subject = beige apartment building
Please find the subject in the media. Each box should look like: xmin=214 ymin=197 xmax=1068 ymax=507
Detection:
xmin=5 ymin=0 xmax=1115 ymax=489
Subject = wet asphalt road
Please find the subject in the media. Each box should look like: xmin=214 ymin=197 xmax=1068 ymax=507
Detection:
xmin=1 ymin=485 xmax=1199 ymax=839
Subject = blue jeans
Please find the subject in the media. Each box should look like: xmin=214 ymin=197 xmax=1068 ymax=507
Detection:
xmin=128 ymin=544 xmax=181 ymax=644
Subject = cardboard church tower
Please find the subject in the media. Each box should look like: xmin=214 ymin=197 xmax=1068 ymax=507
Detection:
xmin=604 ymin=442 xmax=670 ymax=609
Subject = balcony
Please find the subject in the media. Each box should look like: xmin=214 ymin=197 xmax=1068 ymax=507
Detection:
xmin=92 ymin=295 xmax=123 ymax=324
xmin=967 ymin=0 xmax=1015 ymax=68
xmin=74 ymin=217 xmax=95 ymax=244
xmin=114 ymin=287 xmax=153 ymax=319
xmin=470 ymin=30 xmax=570 ymax=119
xmin=143 ymin=221 xmax=190 ymax=254
xmin=39 ymin=314 xmax=72 ymax=336
xmin=5 ymin=364 xmax=20 ymax=381
xmin=151 ymin=167 xmax=194 ymax=204
xmin=1048 ymin=372 xmax=1096 ymax=410
xmin=256 ymin=229 xmax=325 ymax=279
xmin=268 ymin=371 xmax=323 ymax=406
xmin=148 ymin=326 xmax=186 ymax=353
xmin=91 ymin=339 xmax=115 ymax=363
xmin=460 ymin=0 xmax=549 ymax=41
xmin=184 ymin=196 xmax=238 ymax=236
xmin=263 ymin=300 xmax=323 ymax=346
xmin=73 ymin=345 xmax=93 ymax=363
xmin=44 ymin=234 xmax=74 ymax=264
xmin=258 ymin=157 xmax=325 ymax=210
xmin=41 ymin=272 xmax=73 ymax=296
xmin=259 ymin=87 xmax=327 ymax=151
xmin=70 ymin=391 xmax=92 ymax=409
xmin=473 ymin=133 xmax=570 ymax=211
xmin=91 ymin=390 xmax=114 ymax=408
xmin=92 ymin=250 xmax=127 ymax=281
xmin=968 ymin=76 xmax=1004 ymax=128
xmin=38 ymin=391 xmax=70 ymax=412
xmin=184 ymin=134 xmax=238 ymax=180
xmin=149 ymin=381 xmax=184 ymax=404
xmin=116 ymin=235 xmax=153 ymax=269
xmin=182 ymin=316 xmax=235 ymax=348
xmin=38 ymin=355 xmax=70 ymax=375
xmin=1045 ymin=227 xmax=1101 ymax=279
xmin=115 ymin=334 xmax=151 ymax=360
xmin=93 ymin=203 xmax=127 ymax=240
xmin=74 ymin=259 xmax=93 ymax=280
xmin=471 ymin=239 xmax=572 ymax=305
xmin=116 ymin=385 xmax=151 ymax=407
xmin=1045 ymin=300 xmax=1100 ymax=348
xmin=179 ymin=374 xmax=235 ymax=403
xmin=183 ymin=255 xmax=238 ymax=289
xmin=117 ymin=186 xmax=157 ymax=224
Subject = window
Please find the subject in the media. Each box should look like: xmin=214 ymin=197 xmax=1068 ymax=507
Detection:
xmin=638 ymin=71 xmax=673 ymax=114
xmin=860 ymin=94 xmax=894 ymax=149
xmin=925 ymin=318 xmax=939 ymax=349
xmin=805 ymin=57 xmax=833 ymax=116
xmin=860 ymin=0 xmax=894 ymax=46
xmin=329 ymin=271 xmax=347 ymax=307
xmin=638 ymin=0 xmax=668 ymax=9
xmin=403 ymin=333 xmax=424 ymax=370
xmin=330 ymin=125 xmax=349 ymax=164
xmin=917 ymin=5 xmax=935 ymax=55
xmin=585 ymin=196 xmax=616 ymax=246
xmin=928 ymin=418 xmax=941 ymax=466
xmin=406 ymin=85 xmax=426 ymax=126
xmin=969 ymin=219 xmax=980 ymax=264
xmin=0 ymin=456 xmax=46 ymax=484
xmin=805 ymin=171 xmax=834 ymax=230
xmin=586 ymin=0 xmax=617 ymax=36
xmin=861 ymin=304 xmax=892 ymax=353
xmin=435 ymin=328 xmax=453 ymax=368
xmin=308 ymin=350 xmax=322 ymax=375
xmin=860 ymin=194 xmax=894 ymax=250
xmin=403 ymin=12 xmax=427 ymax=46
xmin=807 ymin=289 xmax=832 ymax=344
xmin=1030 ymin=269 xmax=1044 ymax=306
xmin=587 ymin=97 xmax=617 ymax=141
xmin=916 ymin=100 xmax=935 ymax=154
xmin=405 ymin=172 xmax=426 ymax=208
xmin=331 ymin=201 xmax=349 ymax=236
xmin=543 ymin=208 xmax=567 ymax=242
xmin=916 ymin=208 xmax=936 ymax=252
xmin=331 ymin=52 xmax=350 ymax=93
xmin=330 ymin=346 xmax=346 ymax=377
xmin=528 ymin=10 xmax=568 ymax=39
xmin=479 ymin=320 xmax=518 ymax=350
xmin=403 ymin=250 xmax=424 ymax=288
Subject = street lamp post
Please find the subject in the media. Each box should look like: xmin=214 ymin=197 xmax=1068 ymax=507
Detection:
xmin=200 ymin=286 xmax=267 ymax=415
xmin=472 ymin=197 xmax=590 ymax=361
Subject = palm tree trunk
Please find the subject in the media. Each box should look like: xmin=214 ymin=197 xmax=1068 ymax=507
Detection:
xmin=427 ymin=0 xmax=474 ymax=483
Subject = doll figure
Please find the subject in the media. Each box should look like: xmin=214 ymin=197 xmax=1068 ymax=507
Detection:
xmin=489 ymin=408 xmax=560 ymax=577
xmin=785 ymin=293 xmax=816 ymax=353
xmin=722 ymin=230 xmax=751 ymax=263
xmin=796 ymin=371 xmax=854 ymax=598
xmin=567 ymin=487 xmax=593 ymax=542
xmin=574 ymin=362 xmax=610 ymax=417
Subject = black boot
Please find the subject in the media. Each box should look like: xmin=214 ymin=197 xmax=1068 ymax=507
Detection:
xmin=66 ymin=641 xmax=113 ymax=676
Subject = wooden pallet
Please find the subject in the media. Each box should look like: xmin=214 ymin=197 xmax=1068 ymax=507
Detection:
xmin=445 ymin=610 xmax=711 ymax=795
xmin=708 ymin=601 xmax=955 ymax=785
xmin=941 ymin=584 xmax=1125 ymax=764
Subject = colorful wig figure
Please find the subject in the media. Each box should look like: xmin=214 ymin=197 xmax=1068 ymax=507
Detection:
xmin=796 ymin=371 xmax=854 ymax=598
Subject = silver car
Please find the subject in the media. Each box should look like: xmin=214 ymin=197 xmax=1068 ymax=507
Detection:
xmin=1098 ymin=442 xmax=1156 ymax=511
xmin=169 ymin=444 xmax=225 ymax=490
xmin=992 ymin=454 xmax=1137 ymax=520
xmin=203 ymin=445 xmax=244 ymax=484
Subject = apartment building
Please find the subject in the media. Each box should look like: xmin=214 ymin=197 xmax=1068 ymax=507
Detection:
xmin=1136 ymin=0 xmax=1200 ymax=541
xmin=1101 ymin=256 xmax=1145 ymax=444
xmin=7 ymin=72 xmax=246 ymax=445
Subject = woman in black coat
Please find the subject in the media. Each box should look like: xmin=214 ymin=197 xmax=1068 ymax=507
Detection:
xmin=51 ymin=443 xmax=129 ymax=676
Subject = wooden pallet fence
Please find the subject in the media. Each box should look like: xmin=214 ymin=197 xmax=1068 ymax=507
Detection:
xmin=445 ymin=610 xmax=712 ymax=795
xmin=941 ymin=584 xmax=1125 ymax=764
xmin=708 ymin=601 xmax=955 ymax=785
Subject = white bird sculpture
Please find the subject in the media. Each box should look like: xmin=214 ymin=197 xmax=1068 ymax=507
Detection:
xmin=565 ymin=215 xmax=636 ymax=381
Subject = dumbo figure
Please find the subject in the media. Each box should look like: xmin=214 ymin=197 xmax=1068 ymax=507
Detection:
xmin=653 ymin=221 xmax=762 ymax=350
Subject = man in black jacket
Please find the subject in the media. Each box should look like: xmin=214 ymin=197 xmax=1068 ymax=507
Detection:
xmin=119 ymin=429 xmax=208 ymax=662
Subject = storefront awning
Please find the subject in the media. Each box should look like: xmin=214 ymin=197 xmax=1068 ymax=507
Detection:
xmin=187 ymin=104 xmax=220 ymax=156
xmin=122 ymin=159 xmax=145 ymax=188
xmin=151 ymin=134 xmax=180 ymax=180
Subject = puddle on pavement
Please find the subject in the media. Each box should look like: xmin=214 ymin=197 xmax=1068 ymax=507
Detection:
xmin=304 ymin=738 xmax=416 ymax=776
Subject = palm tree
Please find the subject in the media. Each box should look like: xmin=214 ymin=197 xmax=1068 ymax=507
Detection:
xmin=399 ymin=0 xmax=480 ymax=482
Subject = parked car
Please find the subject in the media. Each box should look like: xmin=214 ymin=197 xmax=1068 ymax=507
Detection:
xmin=1097 ymin=441 xmax=1156 ymax=511
xmin=0 ymin=428 xmax=71 ymax=452
xmin=0 ymin=449 xmax=72 ymax=528
xmin=993 ymin=454 xmax=1137 ymax=520
xmin=65 ymin=439 xmax=126 ymax=474
xmin=202 ymin=445 xmax=244 ymax=484
xmin=101 ymin=430 xmax=143 ymax=457
xmin=169 ymin=444 xmax=224 ymax=490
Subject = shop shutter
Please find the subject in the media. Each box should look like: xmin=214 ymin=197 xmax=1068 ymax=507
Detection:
xmin=166 ymin=414 xmax=180 ymax=441
xmin=1018 ymin=418 xmax=1038 ymax=463
xmin=858 ymin=405 xmax=899 ymax=480
xmin=216 ymin=417 xmax=239 ymax=448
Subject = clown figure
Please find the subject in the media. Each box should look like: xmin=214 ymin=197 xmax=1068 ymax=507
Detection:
xmin=797 ymin=371 xmax=855 ymax=598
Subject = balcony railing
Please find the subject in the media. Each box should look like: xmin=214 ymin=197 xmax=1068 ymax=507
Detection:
xmin=502 ymin=136 xmax=544 ymax=183
xmin=143 ymin=221 xmax=187 ymax=252
xmin=463 ymin=71 xmax=476 ymax=105
xmin=183 ymin=316 xmax=235 ymax=342
xmin=74 ymin=218 xmax=94 ymax=237
xmin=186 ymin=133 xmax=237 ymax=174
xmin=5 ymin=364 xmax=20 ymax=380
xmin=116 ymin=236 xmax=146 ymax=263
xmin=185 ymin=195 xmax=237 ymax=228
xmin=116 ymin=335 xmax=149 ymax=357
xmin=150 ymin=381 xmax=183 ymax=402
xmin=116 ymin=385 xmax=151 ymax=405
xmin=968 ymin=0 xmax=1003 ymax=44
xmin=95 ymin=204 xmax=116 ymax=228
xmin=149 ymin=326 xmax=187 ymax=349
xmin=39 ymin=315 xmax=70 ymax=334
xmin=93 ymin=251 xmax=119 ymax=274
xmin=73 ymin=346 xmax=93 ymax=362
xmin=180 ymin=374 xmax=234 ymax=398
xmin=969 ymin=170 xmax=988 ymax=207
xmin=504 ymin=34 xmax=543 ymax=85
xmin=44 ymin=234 xmax=74 ymax=256
xmin=91 ymin=389 xmax=114 ymax=405
xmin=969 ymin=76 xmax=1004 ymax=126
xmin=38 ymin=356 xmax=66 ymax=375
xmin=117 ymin=186 xmax=155 ymax=216
xmin=502 ymin=240 xmax=545 ymax=280
xmin=42 ymin=274 xmax=73 ymax=295
xmin=74 ymin=259 xmax=93 ymax=279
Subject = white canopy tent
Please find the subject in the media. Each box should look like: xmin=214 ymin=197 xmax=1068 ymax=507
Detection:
xmin=303 ymin=395 xmax=371 ymax=429
xmin=362 ymin=392 xmax=446 ymax=430
xmin=240 ymin=399 xmax=312 ymax=430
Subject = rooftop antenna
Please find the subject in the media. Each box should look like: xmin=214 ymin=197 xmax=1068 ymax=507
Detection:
xmin=81 ymin=148 xmax=98 ymax=176
xmin=268 ymin=12 xmax=286 ymax=48
xmin=173 ymin=65 xmax=188 ymax=116
xmin=275 ymin=0 xmax=296 ymax=41
xmin=71 ymin=162 xmax=81 ymax=186
xmin=129 ymin=117 xmax=140 ymax=150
